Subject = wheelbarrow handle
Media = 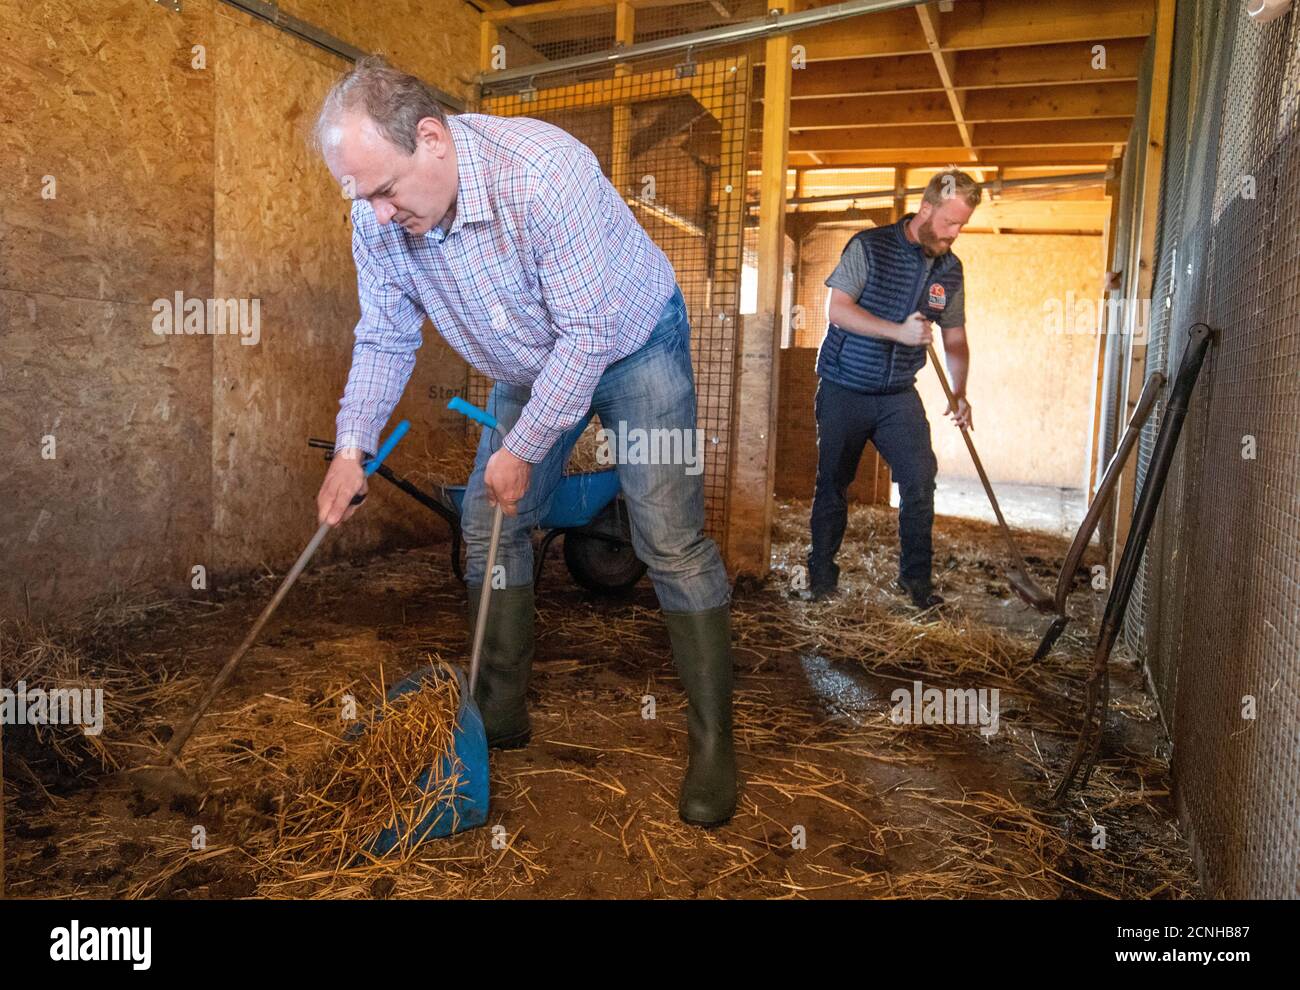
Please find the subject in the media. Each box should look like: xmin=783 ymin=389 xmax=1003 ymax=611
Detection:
xmin=448 ymin=397 xmax=500 ymax=433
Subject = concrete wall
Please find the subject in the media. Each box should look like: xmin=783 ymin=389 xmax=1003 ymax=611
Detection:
xmin=786 ymin=227 xmax=1104 ymax=489
xmin=0 ymin=0 xmax=479 ymax=619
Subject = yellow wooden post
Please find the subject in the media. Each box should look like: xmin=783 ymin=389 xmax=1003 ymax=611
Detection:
xmin=723 ymin=0 xmax=792 ymax=577
xmin=1088 ymin=155 xmax=1124 ymax=505
xmin=480 ymin=19 xmax=499 ymax=76
xmin=610 ymin=2 xmax=635 ymax=198
xmin=1112 ymin=0 xmax=1175 ymax=566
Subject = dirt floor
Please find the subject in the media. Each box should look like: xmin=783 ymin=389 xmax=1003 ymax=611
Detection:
xmin=3 ymin=500 xmax=1199 ymax=899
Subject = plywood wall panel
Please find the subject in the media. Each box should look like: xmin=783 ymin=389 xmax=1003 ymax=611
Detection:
xmin=0 ymin=291 xmax=212 ymax=613
xmin=2 ymin=0 xmax=479 ymax=618
xmin=277 ymin=0 xmax=478 ymax=103
xmin=209 ymin=4 xmax=473 ymax=577
xmin=0 ymin=0 xmax=215 ymax=618
xmin=787 ymin=228 xmax=1103 ymax=490
xmin=0 ymin=0 xmax=215 ymax=303
xmin=916 ymin=232 xmax=1103 ymax=489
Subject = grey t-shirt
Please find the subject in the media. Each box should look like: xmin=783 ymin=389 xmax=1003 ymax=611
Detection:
xmin=825 ymin=239 xmax=966 ymax=329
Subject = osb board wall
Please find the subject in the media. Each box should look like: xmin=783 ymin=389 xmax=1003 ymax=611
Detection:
xmin=0 ymin=0 xmax=216 ymax=616
xmin=210 ymin=2 xmax=473 ymax=574
xmin=0 ymin=0 xmax=480 ymax=619
xmin=788 ymin=228 xmax=1103 ymax=490
xmin=774 ymin=348 xmax=890 ymax=504
xmin=279 ymin=0 xmax=479 ymax=103
xmin=916 ymin=233 xmax=1103 ymax=489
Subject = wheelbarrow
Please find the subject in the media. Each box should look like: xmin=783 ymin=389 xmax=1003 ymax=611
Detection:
xmin=308 ymin=424 xmax=647 ymax=596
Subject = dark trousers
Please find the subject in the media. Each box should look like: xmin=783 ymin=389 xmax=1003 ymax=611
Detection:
xmin=808 ymin=378 xmax=938 ymax=589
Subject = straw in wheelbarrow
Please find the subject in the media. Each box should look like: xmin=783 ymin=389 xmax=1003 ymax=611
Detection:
xmin=120 ymin=420 xmax=412 ymax=800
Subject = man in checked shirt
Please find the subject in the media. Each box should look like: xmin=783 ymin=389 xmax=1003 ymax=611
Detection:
xmin=311 ymin=57 xmax=737 ymax=827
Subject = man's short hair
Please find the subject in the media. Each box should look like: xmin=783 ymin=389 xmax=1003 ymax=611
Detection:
xmin=922 ymin=168 xmax=983 ymax=210
xmin=313 ymin=54 xmax=449 ymax=155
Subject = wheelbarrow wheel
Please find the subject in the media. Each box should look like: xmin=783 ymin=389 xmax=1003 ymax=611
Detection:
xmin=563 ymin=532 xmax=646 ymax=596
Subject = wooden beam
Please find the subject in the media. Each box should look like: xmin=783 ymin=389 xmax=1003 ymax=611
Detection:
xmin=776 ymin=52 xmax=942 ymax=98
xmin=483 ymin=0 xmax=706 ymax=24
xmin=962 ymin=82 xmax=1140 ymax=121
xmin=784 ymin=118 xmax=1131 ymax=153
xmin=480 ymin=18 xmax=499 ymax=74
xmin=762 ymin=82 xmax=1139 ymax=128
xmin=1113 ymin=0 xmax=1175 ymax=565
xmin=761 ymin=39 xmax=1145 ymax=100
xmin=755 ymin=0 xmax=1155 ymax=64
xmin=1088 ymin=156 xmax=1126 ymax=502
xmin=916 ymin=2 xmax=975 ymax=158
xmin=806 ymin=145 xmax=1124 ymax=168
xmin=610 ymin=2 xmax=635 ymax=196
xmin=953 ymin=37 xmax=1145 ymax=89
xmin=725 ymin=1 xmax=791 ymax=578
xmin=485 ymin=0 xmax=615 ymax=24
xmin=481 ymin=57 xmax=742 ymax=118
xmin=940 ymin=0 xmax=1153 ymax=51
xmin=972 ymin=118 xmax=1134 ymax=146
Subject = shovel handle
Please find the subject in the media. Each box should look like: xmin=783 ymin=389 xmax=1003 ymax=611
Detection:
xmin=364 ymin=419 xmax=411 ymax=476
xmin=450 ymin=397 xmax=505 ymax=695
xmin=448 ymin=397 xmax=500 ymax=432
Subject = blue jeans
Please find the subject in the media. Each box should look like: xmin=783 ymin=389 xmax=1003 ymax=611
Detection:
xmin=462 ymin=286 xmax=731 ymax=614
xmin=808 ymin=378 xmax=938 ymax=588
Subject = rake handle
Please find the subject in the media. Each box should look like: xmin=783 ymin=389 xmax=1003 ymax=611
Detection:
xmin=164 ymin=521 xmax=332 ymax=761
xmin=925 ymin=341 xmax=1034 ymax=575
xmin=161 ymin=420 xmax=410 ymax=764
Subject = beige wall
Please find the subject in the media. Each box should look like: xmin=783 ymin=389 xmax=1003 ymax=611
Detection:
xmin=785 ymin=227 xmax=1104 ymax=490
xmin=918 ymin=232 xmax=1103 ymax=489
xmin=0 ymin=0 xmax=479 ymax=618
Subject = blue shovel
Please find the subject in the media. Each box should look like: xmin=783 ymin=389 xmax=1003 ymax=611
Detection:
xmin=354 ymin=397 xmax=504 ymax=852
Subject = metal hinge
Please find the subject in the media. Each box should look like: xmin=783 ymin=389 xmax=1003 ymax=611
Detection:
xmin=153 ymin=0 xmax=182 ymax=12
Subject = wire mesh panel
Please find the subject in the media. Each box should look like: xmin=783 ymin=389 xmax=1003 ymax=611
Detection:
xmin=1131 ymin=0 xmax=1237 ymax=720
xmin=633 ymin=0 xmax=769 ymax=44
xmin=489 ymin=10 xmax=618 ymax=75
xmin=479 ymin=53 xmax=751 ymax=542
xmin=1122 ymin=2 xmax=1198 ymax=665
xmin=789 ymin=223 xmax=855 ymax=348
xmin=1098 ymin=39 xmax=1154 ymax=492
xmin=1116 ymin=0 xmax=1300 ymax=897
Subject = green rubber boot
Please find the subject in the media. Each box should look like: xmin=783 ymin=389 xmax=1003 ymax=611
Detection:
xmin=466 ymin=583 xmax=535 ymax=749
xmin=664 ymin=604 xmax=738 ymax=828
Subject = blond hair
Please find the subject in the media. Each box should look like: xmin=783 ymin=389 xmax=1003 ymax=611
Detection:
xmin=922 ymin=168 xmax=983 ymax=209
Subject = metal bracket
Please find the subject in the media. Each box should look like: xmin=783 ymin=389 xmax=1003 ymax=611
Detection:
xmin=675 ymin=46 xmax=698 ymax=79
xmin=153 ymin=0 xmax=182 ymax=12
